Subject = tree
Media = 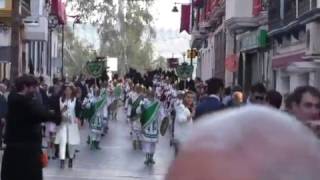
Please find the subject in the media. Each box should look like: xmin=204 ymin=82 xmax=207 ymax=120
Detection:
xmin=67 ymin=0 xmax=156 ymax=74
xmin=152 ymin=56 xmax=167 ymax=69
xmin=63 ymin=26 xmax=95 ymax=77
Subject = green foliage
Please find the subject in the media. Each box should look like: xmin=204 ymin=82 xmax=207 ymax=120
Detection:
xmin=63 ymin=26 xmax=95 ymax=76
xmin=67 ymin=0 xmax=156 ymax=74
xmin=152 ymin=56 xmax=167 ymax=69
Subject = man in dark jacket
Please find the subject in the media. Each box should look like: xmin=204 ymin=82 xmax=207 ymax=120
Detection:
xmin=0 ymin=83 xmax=8 ymax=149
xmin=1 ymin=75 xmax=60 ymax=180
xmin=195 ymin=78 xmax=224 ymax=119
xmin=76 ymin=75 xmax=88 ymax=100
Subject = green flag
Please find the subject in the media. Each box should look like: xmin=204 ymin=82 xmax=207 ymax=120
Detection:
xmin=140 ymin=101 xmax=160 ymax=129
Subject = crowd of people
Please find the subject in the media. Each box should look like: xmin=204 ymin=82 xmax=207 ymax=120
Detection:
xmin=0 ymin=67 xmax=320 ymax=180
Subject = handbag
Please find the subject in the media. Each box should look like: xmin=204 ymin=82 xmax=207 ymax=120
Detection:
xmin=40 ymin=151 xmax=49 ymax=168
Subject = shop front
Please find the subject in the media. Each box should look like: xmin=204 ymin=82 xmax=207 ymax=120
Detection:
xmin=237 ymin=29 xmax=269 ymax=92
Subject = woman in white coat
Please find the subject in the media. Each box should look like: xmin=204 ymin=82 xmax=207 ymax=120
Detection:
xmin=174 ymin=91 xmax=194 ymax=155
xmin=55 ymin=84 xmax=80 ymax=169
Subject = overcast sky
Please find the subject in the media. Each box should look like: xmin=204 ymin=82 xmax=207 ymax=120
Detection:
xmin=69 ymin=0 xmax=191 ymax=59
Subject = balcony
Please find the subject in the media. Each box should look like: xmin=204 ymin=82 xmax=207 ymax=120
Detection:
xmin=269 ymin=17 xmax=283 ymax=32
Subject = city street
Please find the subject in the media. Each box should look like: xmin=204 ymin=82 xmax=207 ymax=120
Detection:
xmin=43 ymin=107 xmax=174 ymax=180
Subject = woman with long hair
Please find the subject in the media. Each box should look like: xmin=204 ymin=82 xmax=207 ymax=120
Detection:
xmin=55 ymin=84 xmax=80 ymax=169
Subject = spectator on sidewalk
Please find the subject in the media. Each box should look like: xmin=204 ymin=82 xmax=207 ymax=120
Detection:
xmin=0 ymin=83 xmax=8 ymax=149
xmin=290 ymin=86 xmax=320 ymax=121
xmin=194 ymin=78 xmax=224 ymax=119
xmin=166 ymin=106 xmax=320 ymax=180
xmin=266 ymin=90 xmax=283 ymax=109
xmin=1 ymin=75 xmax=60 ymax=180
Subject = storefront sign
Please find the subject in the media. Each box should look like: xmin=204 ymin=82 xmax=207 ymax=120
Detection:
xmin=239 ymin=29 xmax=267 ymax=51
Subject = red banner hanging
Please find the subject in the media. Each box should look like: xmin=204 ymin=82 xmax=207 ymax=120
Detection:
xmin=180 ymin=4 xmax=191 ymax=33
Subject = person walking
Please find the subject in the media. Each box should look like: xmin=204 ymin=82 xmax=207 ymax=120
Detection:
xmin=1 ymin=75 xmax=60 ymax=180
xmin=55 ymin=84 xmax=80 ymax=169
xmin=173 ymin=91 xmax=194 ymax=155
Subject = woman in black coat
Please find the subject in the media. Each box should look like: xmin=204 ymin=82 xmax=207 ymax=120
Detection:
xmin=1 ymin=75 xmax=60 ymax=180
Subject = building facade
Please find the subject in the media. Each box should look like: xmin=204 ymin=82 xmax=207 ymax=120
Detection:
xmin=225 ymin=0 xmax=270 ymax=91
xmin=269 ymin=0 xmax=320 ymax=95
xmin=0 ymin=0 xmax=65 ymax=82
xmin=192 ymin=0 xmax=226 ymax=82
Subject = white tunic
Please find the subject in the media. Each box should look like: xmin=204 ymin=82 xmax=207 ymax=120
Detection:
xmin=174 ymin=101 xmax=193 ymax=143
xmin=55 ymin=98 xmax=81 ymax=145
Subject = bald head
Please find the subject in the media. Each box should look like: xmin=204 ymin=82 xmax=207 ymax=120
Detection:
xmin=166 ymin=106 xmax=320 ymax=180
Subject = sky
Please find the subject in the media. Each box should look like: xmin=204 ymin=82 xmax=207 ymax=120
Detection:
xmin=69 ymin=0 xmax=191 ymax=60
xmin=151 ymin=0 xmax=191 ymax=60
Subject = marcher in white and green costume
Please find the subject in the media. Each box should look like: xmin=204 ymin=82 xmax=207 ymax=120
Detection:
xmin=84 ymin=89 xmax=108 ymax=150
xmin=139 ymin=97 xmax=161 ymax=165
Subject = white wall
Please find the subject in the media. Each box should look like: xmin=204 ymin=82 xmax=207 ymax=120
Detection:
xmin=226 ymin=0 xmax=253 ymax=20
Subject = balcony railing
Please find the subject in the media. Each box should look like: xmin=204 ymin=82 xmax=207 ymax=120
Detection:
xmin=269 ymin=17 xmax=284 ymax=31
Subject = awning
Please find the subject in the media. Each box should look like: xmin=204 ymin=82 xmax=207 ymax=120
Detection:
xmin=180 ymin=4 xmax=191 ymax=34
xmin=51 ymin=0 xmax=66 ymax=25
xmin=0 ymin=47 xmax=10 ymax=62
xmin=272 ymin=52 xmax=311 ymax=68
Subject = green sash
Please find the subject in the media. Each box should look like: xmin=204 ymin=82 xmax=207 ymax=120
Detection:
xmin=114 ymin=85 xmax=122 ymax=98
xmin=84 ymin=93 xmax=108 ymax=122
xmin=130 ymin=95 xmax=143 ymax=117
xmin=140 ymin=101 xmax=160 ymax=129
xmin=132 ymin=96 xmax=143 ymax=110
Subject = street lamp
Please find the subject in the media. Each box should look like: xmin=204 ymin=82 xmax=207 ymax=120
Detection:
xmin=172 ymin=3 xmax=179 ymax=12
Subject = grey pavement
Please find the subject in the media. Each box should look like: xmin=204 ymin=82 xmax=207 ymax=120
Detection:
xmin=43 ymin=107 xmax=174 ymax=180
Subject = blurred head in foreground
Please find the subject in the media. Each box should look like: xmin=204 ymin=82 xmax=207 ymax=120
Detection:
xmin=166 ymin=106 xmax=320 ymax=180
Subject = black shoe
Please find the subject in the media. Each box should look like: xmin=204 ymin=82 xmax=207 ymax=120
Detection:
xmin=87 ymin=136 xmax=91 ymax=145
xmin=90 ymin=141 xmax=96 ymax=150
xmin=68 ymin=159 xmax=73 ymax=168
xmin=133 ymin=140 xmax=137 ymax=150
xmin=95 ymin=142 xmax=101 ymax=150
xmin=60 ymin=160 xmax=65 ymax=169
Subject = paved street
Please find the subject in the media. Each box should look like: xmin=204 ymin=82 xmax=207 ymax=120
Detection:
xmin=43 ymin=107 xmax=174 ymax=180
